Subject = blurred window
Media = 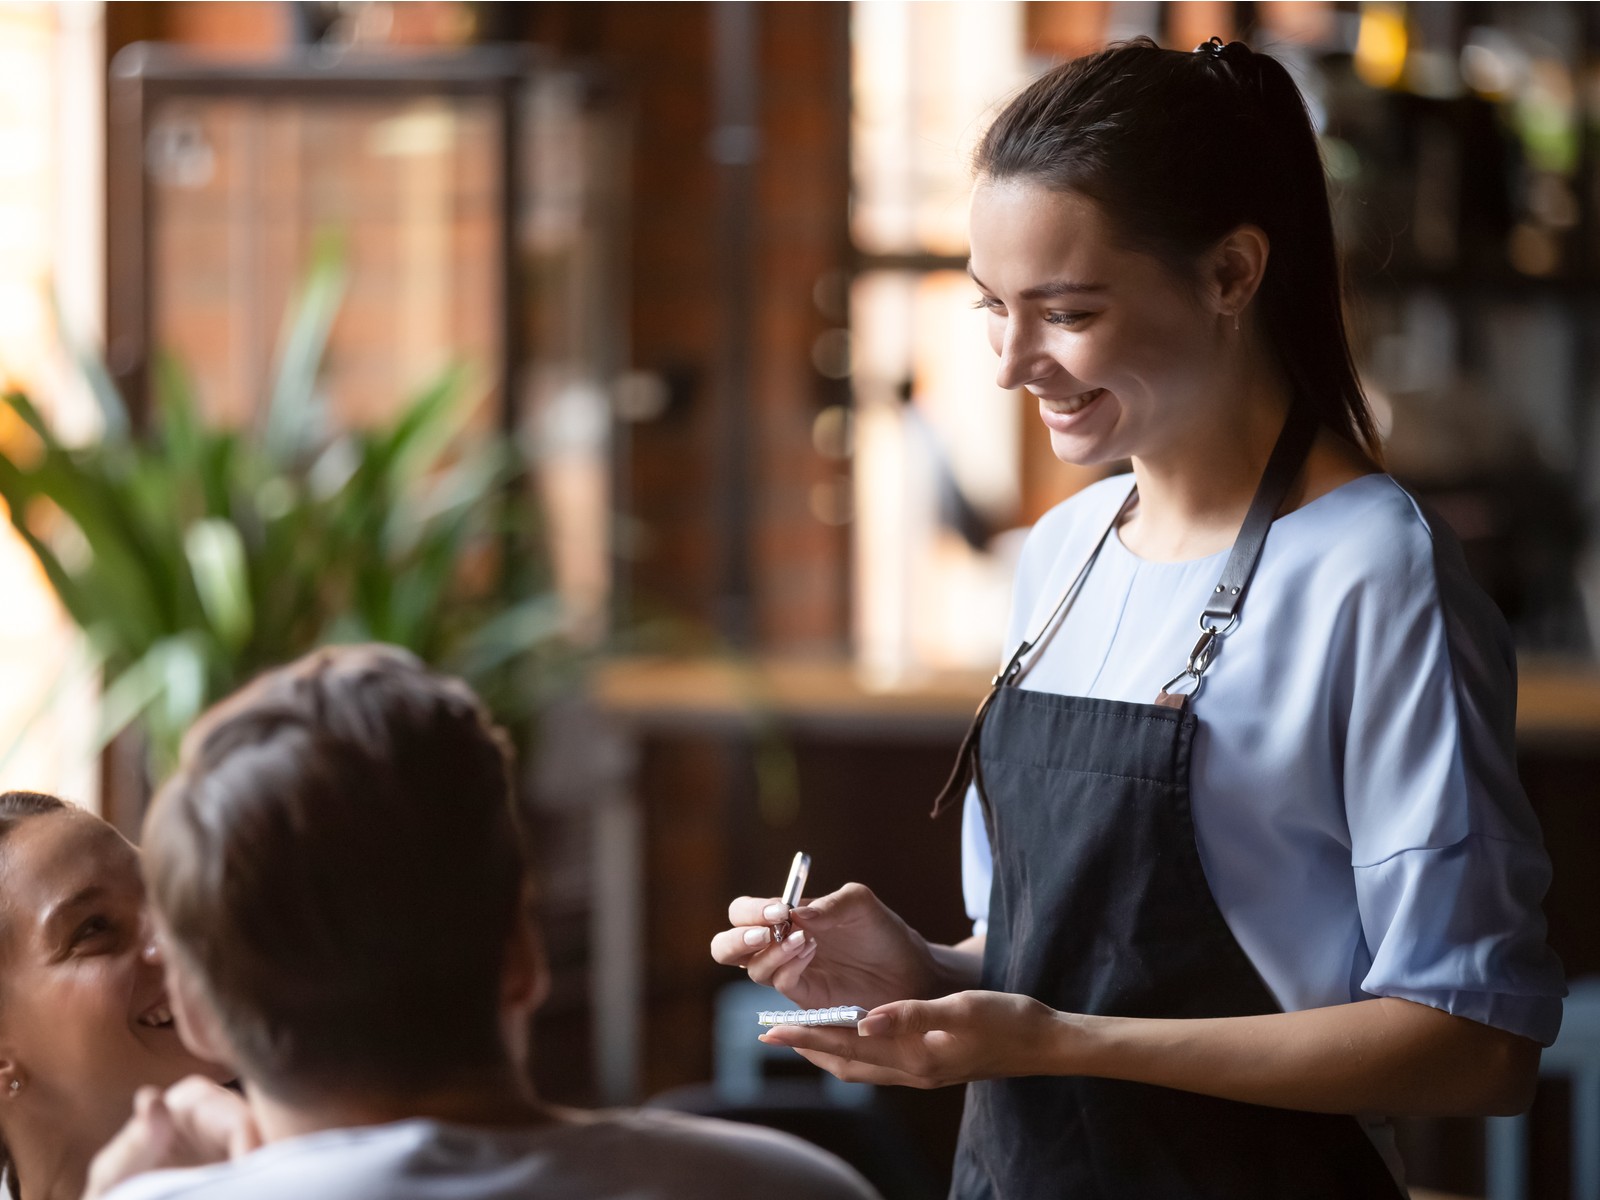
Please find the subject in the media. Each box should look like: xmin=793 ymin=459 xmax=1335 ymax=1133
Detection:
xmin=0 ymin=2 xmax=103 ymax=802
xmin=145 ymin=94 xmax=503 ymax=432
xmin=850 ymin=1 xmax=1099 ymax=682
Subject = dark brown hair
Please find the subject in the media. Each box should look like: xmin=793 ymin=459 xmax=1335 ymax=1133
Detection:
xmin=143 ymin=645 xmax=526 ymax=1100
xmin=974 ymin=37 xmax=1379 ymax=456
xmin=0 ymin=791 xmax=68 ymax=1199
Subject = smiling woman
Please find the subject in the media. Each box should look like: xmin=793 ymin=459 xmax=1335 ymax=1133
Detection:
xmin=0 ymin=793 xmax=222 ymax=1200
xmin=716 ymin=34 xmax=1564 ymax=1200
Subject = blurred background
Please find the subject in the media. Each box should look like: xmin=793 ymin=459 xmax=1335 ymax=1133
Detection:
xmin=0 ymin=2 xmax=1597 ymax=1197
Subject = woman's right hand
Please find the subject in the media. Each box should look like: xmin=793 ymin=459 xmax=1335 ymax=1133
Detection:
xmin=84 ymin=1077 xmax=260 ymax=1199
xmin=709 ymin=882 xmax=944 ymax=1011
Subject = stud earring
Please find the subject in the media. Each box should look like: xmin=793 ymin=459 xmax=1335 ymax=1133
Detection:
xmin=8 ymin=1078 xmax=20 ymax=1095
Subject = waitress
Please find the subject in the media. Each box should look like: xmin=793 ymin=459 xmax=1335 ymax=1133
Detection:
xmin=711 ymin=36 xmax=1565 ymax=1198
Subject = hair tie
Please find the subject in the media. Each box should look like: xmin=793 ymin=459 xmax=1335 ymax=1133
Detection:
xmin=1195 ymin=36 xmax=1254 ymax=64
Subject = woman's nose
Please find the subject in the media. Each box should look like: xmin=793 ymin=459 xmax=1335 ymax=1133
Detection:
xmin=138 ymin=915 xmax=165 ymax=966
xmin=995 ymin=320 xmax=1046 ymax=392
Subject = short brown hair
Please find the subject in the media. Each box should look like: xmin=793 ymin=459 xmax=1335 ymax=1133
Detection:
xmin=144 ymin=645 xmax=526 ymax=1098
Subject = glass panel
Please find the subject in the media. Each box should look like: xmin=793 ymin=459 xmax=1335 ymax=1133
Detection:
xmin=147 ymin=93 xmax=503 ymax=430
xmin=853 ymin=269 xmax=1026 ymax=680
xmin=850 ymin=0 xmax=1027 ymax=256
xmin=0 ymin=2 xmax=102 ymax=802
xmin=520 ymin=73 xmax=628 ymax=644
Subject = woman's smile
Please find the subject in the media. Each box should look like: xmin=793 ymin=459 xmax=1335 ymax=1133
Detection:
xmin=135 ymin=998 xmax=177 ymax=1032
xmin=1035 ymin=388 xmax=1108 ymax=430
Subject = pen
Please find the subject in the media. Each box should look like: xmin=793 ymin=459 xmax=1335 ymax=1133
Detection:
xmin=771 ymin=851 xmax=810 ymax=943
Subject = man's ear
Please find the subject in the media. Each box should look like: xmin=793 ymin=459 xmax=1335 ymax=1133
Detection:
xmin=501 ymin=877 xmax=550 ymax=1018
xmin=1207 ymin=223 xmax=1271 ymax=322
xmin=164 ymin=952 xmax=240 ymax=1075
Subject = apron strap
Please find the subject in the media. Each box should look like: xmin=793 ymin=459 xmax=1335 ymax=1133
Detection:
xmin=932 ymin=401 xmax=1321 ymax=817
xmin=1155 ymin=401 xmax=1320 ymax=708
xmin=930 ymin=481 xmax=1135 ymax=818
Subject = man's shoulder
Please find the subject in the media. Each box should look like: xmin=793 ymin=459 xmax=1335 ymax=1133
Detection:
xmin=104 ymin=1111 xmax=879 ymax=1200
xmin=555 ymin=1108 xmax=880 ymax=1197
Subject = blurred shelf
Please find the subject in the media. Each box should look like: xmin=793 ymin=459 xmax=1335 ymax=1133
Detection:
xmin=591 ymin=655 xmax=1600 ymax=746
xmin=1516 ymin=658 xmax=1600 ymax=748
xmin=589 ymin=655 xmax=986 ymax=741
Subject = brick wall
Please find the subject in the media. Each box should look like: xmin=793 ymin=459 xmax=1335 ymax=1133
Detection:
xmin=525 ymin=2 xmax=853 ymax=655
xmin=113 ymin=1 xmax=853 ymax=654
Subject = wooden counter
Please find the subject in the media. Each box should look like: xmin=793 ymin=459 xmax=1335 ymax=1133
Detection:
xmin=592 ymin=654 xmax=1600 ymax=745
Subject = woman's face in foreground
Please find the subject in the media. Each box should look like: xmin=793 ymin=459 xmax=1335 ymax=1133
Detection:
xmin=0 ymin=810 xmax=221 ymax=1141
xmin=968 ymin=179 xmax=1227 ymax=467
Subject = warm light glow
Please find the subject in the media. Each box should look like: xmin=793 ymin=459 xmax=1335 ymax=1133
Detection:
xmin=852 ymin=269 xmax=1023 ymax=678
xmin=0 ymin=2 xmax=101 ymax=805
xmin=850 ymin=1 xmax=1026 ymax=256
xmin=1354 ymin=6 xmax=1408 ymax=90
xmin=850 ymin=2 xmax=1037 ymax=680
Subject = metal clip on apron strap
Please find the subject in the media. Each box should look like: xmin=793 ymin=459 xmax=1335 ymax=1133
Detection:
xmin=931 ymin=402 xmax=1320 ymax=816
xmin=1155 ymin=401 xmax=1320 ymax=707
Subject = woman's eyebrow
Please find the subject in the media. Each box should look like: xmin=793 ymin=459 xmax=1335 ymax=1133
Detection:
xmin=966 ymin=262 xmax=1108 ymax=299
xmin=41 ymin=884 xmax=107 ymax=932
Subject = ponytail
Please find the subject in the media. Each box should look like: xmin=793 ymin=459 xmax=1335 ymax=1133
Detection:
xmin=975 ymin=37 xmax=1380 ymax=458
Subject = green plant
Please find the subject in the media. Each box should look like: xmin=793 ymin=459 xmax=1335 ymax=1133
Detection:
xmin=0 ymin=240 xmax=570 ymax=778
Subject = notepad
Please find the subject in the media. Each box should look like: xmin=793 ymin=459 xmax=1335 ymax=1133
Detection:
xmin=758 ymin=1006 xmax=870 ymax=1028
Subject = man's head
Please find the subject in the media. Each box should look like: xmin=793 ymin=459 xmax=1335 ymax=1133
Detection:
xmin=142 ymin=645 xmax=543 ymax=1103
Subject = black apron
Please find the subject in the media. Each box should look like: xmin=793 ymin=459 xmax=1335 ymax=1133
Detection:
xmin=936 ymin=406 xmax=1405 ymax=1200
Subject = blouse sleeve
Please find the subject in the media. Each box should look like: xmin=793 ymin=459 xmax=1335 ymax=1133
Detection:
xmin=1337 ymin=496 xmax=1564 ymax=1045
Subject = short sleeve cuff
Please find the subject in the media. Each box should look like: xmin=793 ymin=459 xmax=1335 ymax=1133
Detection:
xmin=1355 ymin=834 xmax=1565 ymax=1046
xmin=1363 ymin=985 xmax=1563 ymax=1047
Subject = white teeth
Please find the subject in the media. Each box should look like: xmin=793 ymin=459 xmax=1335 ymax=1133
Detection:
xmin=138 ymin=1005 xmax=173 ymax=1028
xmin=1043 ymin=389 xmax=1102 ymax=415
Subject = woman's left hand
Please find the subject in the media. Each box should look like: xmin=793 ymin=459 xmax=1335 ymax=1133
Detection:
xmin=758 ymin=989 xmax=1066 ymax=1089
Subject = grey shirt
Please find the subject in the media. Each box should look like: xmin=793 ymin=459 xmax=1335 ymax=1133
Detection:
xmin=101 ymin=1109 xmax=881 ymax=1200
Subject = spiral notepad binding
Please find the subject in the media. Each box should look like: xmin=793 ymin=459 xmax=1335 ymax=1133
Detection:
xmin=757 ymin=1005 xmax=870 ymax=1028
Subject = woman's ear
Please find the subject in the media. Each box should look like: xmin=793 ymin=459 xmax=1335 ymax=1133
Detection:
xmin=1208 ymin=224 xmax=1271 ymax=323
xmin=0 ymin=1054 xmax=21 ymax=1100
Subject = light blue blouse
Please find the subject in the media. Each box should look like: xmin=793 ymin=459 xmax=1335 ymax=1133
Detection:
xmin=962 ymin=472 xmax=1565 ymax=1045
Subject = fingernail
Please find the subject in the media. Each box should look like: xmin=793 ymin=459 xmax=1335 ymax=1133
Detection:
xmin=790 ymin=906 xmax=816 ymax=920
xmin=743 ymin=927 xmax=770 ymax=947
xmin=796 ymin=937 xmax=818 ymax=955
xmin=783 ymin=930 xmax=805 ymax=950
xmin=857 ymin=1015 xmax=890 ymax=1037
xmin=762 ymin=903 xmax=788 ymax=922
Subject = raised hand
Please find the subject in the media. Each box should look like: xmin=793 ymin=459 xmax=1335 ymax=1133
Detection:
xmin=84 ymin=1076 xmax=260 ymax=1199
xmin=709 ymin=882 xmax=947 ymax=1011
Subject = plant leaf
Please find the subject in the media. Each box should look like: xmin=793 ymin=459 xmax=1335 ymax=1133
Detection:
xmin=184 ymin=517 xmax=253 ymax=651
xmin=264 ymin=231 xmax=347 ymax=468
